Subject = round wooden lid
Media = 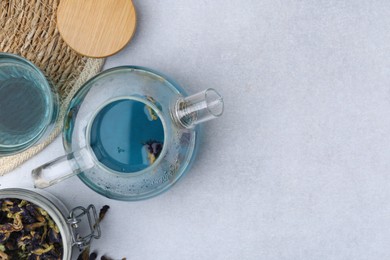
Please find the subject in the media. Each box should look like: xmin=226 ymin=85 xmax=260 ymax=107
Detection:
xmin=57 ymin=0 xmax=136 ymax=58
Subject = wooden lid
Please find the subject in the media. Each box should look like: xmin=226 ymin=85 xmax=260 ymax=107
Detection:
xmin=57 ymin=0 xmax=137 ymax=58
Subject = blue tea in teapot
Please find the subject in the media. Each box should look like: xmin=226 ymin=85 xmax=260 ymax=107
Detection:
xmin=89 ymin=97 xmax=165 ymax=173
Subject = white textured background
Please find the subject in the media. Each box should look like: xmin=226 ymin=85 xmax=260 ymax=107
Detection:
xmin=2 ymin=0 xmax=390 ymax=259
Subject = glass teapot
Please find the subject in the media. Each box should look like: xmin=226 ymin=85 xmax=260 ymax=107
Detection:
xmin=32 ymin=66 xmax=224 ymax=201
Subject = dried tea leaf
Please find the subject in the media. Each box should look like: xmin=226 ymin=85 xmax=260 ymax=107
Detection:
xmin=77 ymin=246 xmax=90 ymax=260
xmin=98 ymin=205 xmax=110 ymax=223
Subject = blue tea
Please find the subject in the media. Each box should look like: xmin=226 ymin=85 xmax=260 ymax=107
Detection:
xmin=89 ymin=98 xmax=165 ymax=173
xmin=0 ymin=66 xmax=50 ymax=149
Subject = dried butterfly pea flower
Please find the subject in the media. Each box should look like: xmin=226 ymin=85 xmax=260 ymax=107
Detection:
xmin=0 ymin=198 xmax=63 ymax=259
xmin=0 ymin=232 xmax=9 ymax=243
xmin=18 ymin=208 xmax=35 ymax=225
xmin=89 ymin=252 xmax=98 ymax=260
xmin=101 ymin=256 xmax=127 ymax=260
xmin=48 ymin=227 xmax=62 ymax=244
xmin=144 ymin=140 xmax=163 ymax=165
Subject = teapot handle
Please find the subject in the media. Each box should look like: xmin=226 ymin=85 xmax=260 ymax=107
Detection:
xmin=32 ymin=147 xmax=94 ymax=188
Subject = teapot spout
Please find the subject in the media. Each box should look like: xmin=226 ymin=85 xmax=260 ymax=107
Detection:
xmin=172 ymin=88 xmax=224 ymax=129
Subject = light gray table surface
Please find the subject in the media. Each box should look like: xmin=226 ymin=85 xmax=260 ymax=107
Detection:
xmin=2 ymin=1 xmax=390 ymax=259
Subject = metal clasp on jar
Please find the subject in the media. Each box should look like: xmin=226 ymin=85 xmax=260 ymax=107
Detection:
xmin=67 ymin=205 xmax=101 ymax=249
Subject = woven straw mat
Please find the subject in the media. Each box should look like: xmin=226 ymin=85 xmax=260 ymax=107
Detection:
xmin=0 ymin=0 xmax=105 ymax=175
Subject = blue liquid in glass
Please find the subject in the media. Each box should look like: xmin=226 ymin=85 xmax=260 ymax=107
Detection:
xmin=0 ymin=77 xmax=47 ymax=147
xmin=89 ymin=98 xmax=165 ymax=173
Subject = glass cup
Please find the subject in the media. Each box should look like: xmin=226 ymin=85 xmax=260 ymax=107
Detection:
xmin=0 ymin=53 xmax=58 ymax=156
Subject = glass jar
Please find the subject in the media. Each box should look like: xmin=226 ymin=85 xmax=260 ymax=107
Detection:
xmin=0 ymin=188 xmax=100 ymax=259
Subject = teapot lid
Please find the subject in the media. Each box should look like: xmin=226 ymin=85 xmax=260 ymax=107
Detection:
xmin=57 ymin=0 xmax=137 ymax=57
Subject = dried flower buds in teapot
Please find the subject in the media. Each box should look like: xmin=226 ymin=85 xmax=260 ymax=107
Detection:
xmin=0 ymin=198 xmax=63 ymax=259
